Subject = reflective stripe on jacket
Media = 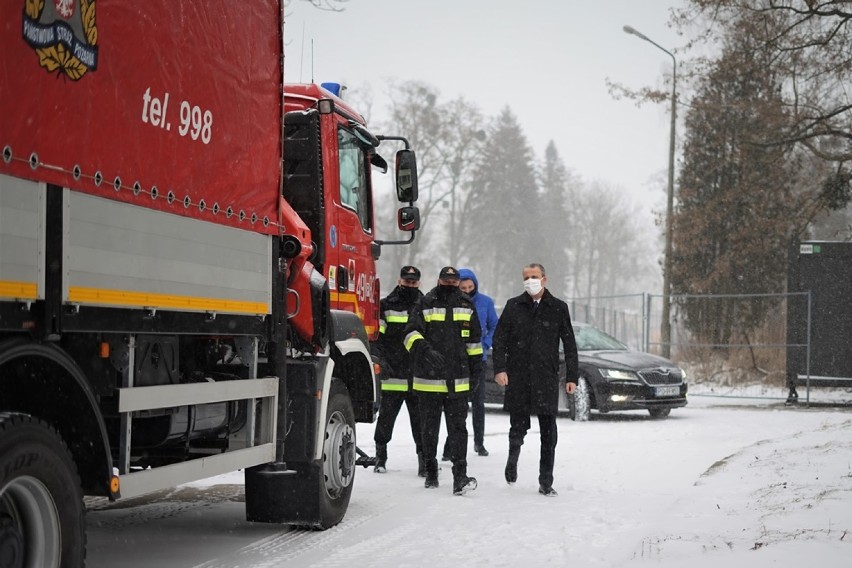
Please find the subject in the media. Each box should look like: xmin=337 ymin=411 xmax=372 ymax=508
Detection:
xmin=371 ymin=286 xmax=423 ymax=392
xmin=404 ymin=286 xmax=483 ymax=398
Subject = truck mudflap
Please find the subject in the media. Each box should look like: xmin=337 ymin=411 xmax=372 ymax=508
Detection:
xmin=245 ymin=378 xmax=355 ymax=529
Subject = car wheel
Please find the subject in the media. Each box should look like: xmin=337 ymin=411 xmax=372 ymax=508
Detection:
xmin=648 ymin=408 xmax=671 ymax=419
xmin=571 ymin=377 xmax=592 ymax=422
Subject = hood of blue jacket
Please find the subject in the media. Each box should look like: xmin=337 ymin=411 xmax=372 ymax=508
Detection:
xmin=458 ymin=268 xmax=478 ymax=295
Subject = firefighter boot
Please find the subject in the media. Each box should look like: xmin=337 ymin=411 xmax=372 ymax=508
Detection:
xmin=452 ymin=459 xmax=477 ymax=496
xmin=417 ymin=452 xmax=426 ymax=478
xmin=374 ymin=444 xmax=387 ymax=473
xmin=424 ymin=458 xmax=439 ymax=489
xmin=505 ymin=445 xmax=521 ymax=484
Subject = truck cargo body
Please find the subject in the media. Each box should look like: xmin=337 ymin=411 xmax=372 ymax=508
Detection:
xmin=0 ymin=2 xmax=416 ymax=566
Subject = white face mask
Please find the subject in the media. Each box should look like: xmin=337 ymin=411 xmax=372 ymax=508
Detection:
xmin=523 ymin=278 xmax=543 ymax=296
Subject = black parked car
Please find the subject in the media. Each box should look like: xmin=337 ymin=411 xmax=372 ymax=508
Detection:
xmin=484 ymin=322 xmax=687 ymax=420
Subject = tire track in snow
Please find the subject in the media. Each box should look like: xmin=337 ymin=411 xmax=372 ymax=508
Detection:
xmin=189 ymin=495 xmax=424 ymax=568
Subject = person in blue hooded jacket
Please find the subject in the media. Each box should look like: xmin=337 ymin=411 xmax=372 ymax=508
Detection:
xmin=441 ymin=268 xmax=499 ymax=458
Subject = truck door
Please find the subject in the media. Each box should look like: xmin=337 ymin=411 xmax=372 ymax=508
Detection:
xmin=326 ymin=123 xmax=379 ymax=339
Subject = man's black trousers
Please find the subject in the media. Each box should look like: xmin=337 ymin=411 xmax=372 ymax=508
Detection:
xmin=374 ymin=390 xmax=423 ymax=454
xmin=508 ymin=412 xmax=558 ymax=487
xmin=418 ymin=393 xmax=469 ymax=462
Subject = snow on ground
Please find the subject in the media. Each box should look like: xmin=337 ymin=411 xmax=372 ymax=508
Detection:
xmin=86 ymin=394 xmax=852 ymax=568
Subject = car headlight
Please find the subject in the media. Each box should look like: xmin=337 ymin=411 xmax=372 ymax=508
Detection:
xmin=599 ymin=368 xmax=641 ymax=382
xmin=679 ymin=368 xmax=687 ymax=383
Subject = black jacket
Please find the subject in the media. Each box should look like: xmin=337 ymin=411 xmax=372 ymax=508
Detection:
xmin=492 ymin=289 xmax=579 ymax=414
xmin=404 ymin=285 xmax=483 ymax=398
xmin=372 ymin=285 xmax=423 ymax=391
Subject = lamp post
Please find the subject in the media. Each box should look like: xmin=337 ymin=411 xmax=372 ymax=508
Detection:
xmin=623 ymin=24 xmax=677 ymax=358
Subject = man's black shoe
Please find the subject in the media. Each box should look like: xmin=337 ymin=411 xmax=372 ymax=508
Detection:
xmin=417 ymin=453 xmax=426 ymax=478
xmin=453 ymin=476 xmax=477 ymax=496
xmin=505 ymin=461 xmax=517 ymax=484
xmin=441 ymin=454 xmax=451 ymax=462
xmin=424 ymin=476 xmax=439 ymax=489
xmin=538 ymin=485 xmax=558 ymax=497
xmin=474 ymin=444 xmax=489 ymax=457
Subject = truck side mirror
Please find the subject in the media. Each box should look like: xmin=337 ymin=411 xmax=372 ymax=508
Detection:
xmin=395 ymin=149 xmax=418 ymax=203
xmin=397 ymin=206 xmax=420 ymax=232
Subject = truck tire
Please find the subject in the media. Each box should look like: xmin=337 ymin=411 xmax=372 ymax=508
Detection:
xmin=317 ymin=378 xmax=356 ymax=529
xmin=244 ymin=378 xmax=357 ymax=528
xmin=0 ymin=412 xmax=85 ymax=568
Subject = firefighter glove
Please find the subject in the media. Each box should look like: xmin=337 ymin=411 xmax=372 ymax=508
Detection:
xmin=423 ymin=349 xmax=446 ymax=370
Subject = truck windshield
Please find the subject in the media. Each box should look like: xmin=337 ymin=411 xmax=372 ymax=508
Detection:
xmin=338 ymin=129 xmax=372 ymax=232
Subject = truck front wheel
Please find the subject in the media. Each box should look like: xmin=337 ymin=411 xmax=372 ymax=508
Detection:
xmin=317 ymin=378 xmax=356 ymax=528
xmin=0 ymin=412 xmax=85 ymax=568
xmin=244 ymin=378 xmax=357 ymax=528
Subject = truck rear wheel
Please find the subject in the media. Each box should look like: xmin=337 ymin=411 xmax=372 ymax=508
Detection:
xmin=0 ymin=412 xmax=85 ymax=568
xmin=317 ymin=378 xmax=356 ymax=528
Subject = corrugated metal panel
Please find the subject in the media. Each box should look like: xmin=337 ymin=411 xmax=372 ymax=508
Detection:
xmin=64 ymin=190 xmax=271 ymax=315
xmin=0 ymin=174 xmax=45 ymax=300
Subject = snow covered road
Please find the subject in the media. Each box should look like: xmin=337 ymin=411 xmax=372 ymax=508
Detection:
xmin=85 ymin=398 xmax=852 ymax=567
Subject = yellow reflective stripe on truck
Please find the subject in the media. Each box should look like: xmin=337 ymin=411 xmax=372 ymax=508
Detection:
xmin=330 ymin=290 xmax=378 ymax=336
xmin=0 ymin=280 xmax=38 ymax=300
xmin=67 ymin=286 xmax=269 ymax=315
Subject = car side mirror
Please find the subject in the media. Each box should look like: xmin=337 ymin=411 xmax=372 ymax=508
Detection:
xmin=395 ymin=149 xmax=418 ymax=203
xmin=397 ymin=206 xmax=420 ymax=232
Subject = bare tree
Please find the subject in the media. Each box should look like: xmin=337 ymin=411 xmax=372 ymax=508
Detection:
xmin=567 ymin=182 xmax=657 ymax=301
xmin=673 ymin=1 xmax=852 ymax=164
xmin=288 ymin=0 xmax=350 ymax=11
xmin=374 ymin=81 xmax=488 ymax=285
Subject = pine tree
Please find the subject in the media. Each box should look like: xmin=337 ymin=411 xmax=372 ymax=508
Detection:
xmin=672 ymin=36 xmax=797 ymax=345
xmin=537 ymin=142 xmax=573 ymax=300
xmin=466 ymin=108 xmax=541 ymax=301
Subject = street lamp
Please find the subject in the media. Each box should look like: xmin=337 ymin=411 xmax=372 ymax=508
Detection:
xmin=623 ymin=24 xmax=677 ymax=358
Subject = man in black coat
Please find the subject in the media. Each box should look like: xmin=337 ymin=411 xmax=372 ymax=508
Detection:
xmin=404 ymin=266 xmax=483 ymax=495
xmin=492 ymin=262 xmax=579 ymax=496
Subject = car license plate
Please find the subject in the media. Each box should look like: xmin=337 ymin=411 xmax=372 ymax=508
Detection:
xmin=655 ymin=386 xmax=679 ymax=397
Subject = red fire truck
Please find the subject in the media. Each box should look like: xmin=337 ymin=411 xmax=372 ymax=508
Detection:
xmin=0 ymin=2 xmax=419 ymax=566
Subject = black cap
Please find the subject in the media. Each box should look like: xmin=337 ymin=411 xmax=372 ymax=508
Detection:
xmin=438 ymin=266 xmax=460 ymax=281
xmin=400 ymin=265 xmax=421 ymax=281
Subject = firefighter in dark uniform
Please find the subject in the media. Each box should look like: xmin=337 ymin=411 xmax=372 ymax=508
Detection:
xmin=372 ymin=266 xmax=425 ymax=475
xmin=404 ymin=266 xmax=483 ymax=495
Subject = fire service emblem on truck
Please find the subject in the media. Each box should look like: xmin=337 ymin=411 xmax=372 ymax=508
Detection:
xmin=22 ymin=0 xmax=99 ymax=80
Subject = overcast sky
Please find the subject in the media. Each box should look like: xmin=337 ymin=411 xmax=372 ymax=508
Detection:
xmin=286 ymin=0 xmax=687 ymax=212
